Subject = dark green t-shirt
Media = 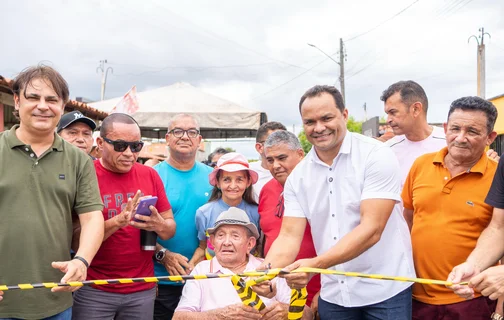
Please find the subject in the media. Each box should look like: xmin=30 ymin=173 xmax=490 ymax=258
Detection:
xmin=0 ymin=125 xmax=103 ymax=319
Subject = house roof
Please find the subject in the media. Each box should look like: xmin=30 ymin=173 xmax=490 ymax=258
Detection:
xmin=0 ymin=75 xmax=108 ymax=120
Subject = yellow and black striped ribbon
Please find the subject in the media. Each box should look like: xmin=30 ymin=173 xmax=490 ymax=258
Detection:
xmin=0 ymin=273 xmax=268 ymax=291
xmin=288 ymin=287 xmax=308 ymax=320
xmin=289 ymin=267 xmax=469 ymax=286
xmin=0 ymin=267 xmax=468 ymax=292
xmin=231 ymin=275 xmax=266 ymax=311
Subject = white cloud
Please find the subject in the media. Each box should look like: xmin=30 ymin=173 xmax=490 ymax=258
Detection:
xmin=1 ymin=0 xmax=503 ymax=128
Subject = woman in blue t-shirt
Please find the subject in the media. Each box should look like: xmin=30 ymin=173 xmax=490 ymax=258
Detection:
xmin=191 ymin=152 xmax=260 ymax=262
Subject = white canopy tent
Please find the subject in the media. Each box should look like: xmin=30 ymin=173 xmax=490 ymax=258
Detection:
xmin=89 ymin=82 xmax=267 ymax=139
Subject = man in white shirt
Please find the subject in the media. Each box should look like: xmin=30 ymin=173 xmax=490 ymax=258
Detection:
xmin=250 ymin=122 xmax=287 ymax=202
xmin=381 ymin=80 xmax=498 ymax=186
xmin=262 ymin=85 xmax=415 ymax=319
xmin=381 ymin=81 xmax=446 ymax=185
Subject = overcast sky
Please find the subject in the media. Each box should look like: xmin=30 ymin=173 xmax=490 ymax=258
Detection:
xmin=2 ymin=0 xmax=503 ymax=132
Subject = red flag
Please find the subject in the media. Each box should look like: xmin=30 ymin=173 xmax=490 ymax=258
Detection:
xmin=111 ymin=86 xmax=139 ymax=115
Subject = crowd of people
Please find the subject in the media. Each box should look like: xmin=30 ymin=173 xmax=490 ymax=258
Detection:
xmin=1 ymin=65 xmax=504 ymax=320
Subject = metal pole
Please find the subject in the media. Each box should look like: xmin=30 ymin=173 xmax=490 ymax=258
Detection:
xmin=96 ymin=60 xmax=113 ymax=101
xmin=339 ymin=38 xmax=346 ymax=105
xmin=307 ymin=42 xmax=346 ymax=104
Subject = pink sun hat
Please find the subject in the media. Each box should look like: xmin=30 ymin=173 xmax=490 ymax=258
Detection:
xmin=208 ymin=152 xmax=259 ymax=186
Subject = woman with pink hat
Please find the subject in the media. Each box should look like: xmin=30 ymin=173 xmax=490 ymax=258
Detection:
xmin=190 ymin=152 xmax=260 ymax=262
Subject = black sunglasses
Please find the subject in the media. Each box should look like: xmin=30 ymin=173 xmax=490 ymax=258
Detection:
xmin=102 ymin=137 xmax=144 ymax=153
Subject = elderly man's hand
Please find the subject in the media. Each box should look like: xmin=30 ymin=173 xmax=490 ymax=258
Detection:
xmin=51 ymin=259 xmax=87 ymax=293
xmin=469 ymin=265 xmax=504 ymax=300
xmin=260 ymin=301 xmax=289 ymax=320
xmin=0 ymin=290 xmax=3 ymax=301
xmin=280 ymin=258 xmax=317 ymax=290
xmin=252 ymin=279 xmax=277 ymax=299
xmin=447 ymin=261 xmax=480 ymax=299
xmin=218 ymin=303 xmax=262 ymax=319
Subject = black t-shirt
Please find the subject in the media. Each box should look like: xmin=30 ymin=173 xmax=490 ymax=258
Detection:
xmin=486 ymin=156 xmax=504 ymax=208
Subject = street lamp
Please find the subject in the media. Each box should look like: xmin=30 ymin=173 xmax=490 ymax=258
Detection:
xmin=307 ymin=42 xmax=345 ymax=104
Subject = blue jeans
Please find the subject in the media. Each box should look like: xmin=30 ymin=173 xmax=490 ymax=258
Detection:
xmin=318 ymin=286 xmax=412 ymax=320
xmin=0 ymin=307 xmax=72 ymax=320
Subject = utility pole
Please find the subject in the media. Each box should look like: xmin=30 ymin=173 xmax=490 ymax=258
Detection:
xmin=307 ymin=40 xmax=346 ymax=104
xmin=339 ymin=38 xmax=346 ymax=105
xmin=468 ymin=28 xmax=491 ymax=98
xmin=363 ymin=102 xmax=367 ymax=121
xmin=96 ymin=60 xmax=113 ymax=101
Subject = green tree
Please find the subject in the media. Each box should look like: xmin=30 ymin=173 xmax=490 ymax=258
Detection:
xmin=298 ymin=117 xmax=364 ymax=154
xmin=298 ymin=131 xmax=312 ymax=154
xmin=346 ymin=116 xmax=362 ymax=133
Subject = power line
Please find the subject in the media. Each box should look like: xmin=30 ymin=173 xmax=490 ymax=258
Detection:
xmin=344 ymin=0 xmax=421 ymax=42
xmin=436 ymin=0 xmax=466 ymax=16
xmin=444 ymin=0 xmax=477 ymax=17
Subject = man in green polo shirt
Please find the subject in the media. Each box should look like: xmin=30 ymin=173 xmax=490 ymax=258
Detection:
xmin=0 ymin=65 xmax=105 ymax=320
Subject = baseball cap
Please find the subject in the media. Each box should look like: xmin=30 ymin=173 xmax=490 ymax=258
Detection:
xmin=206 ymin=207 xmax=260 ymax=239
xmin=57 ymin=111 xmax=97 ymax=132
xmin=208 ymin=152 xmax=259 ymax=186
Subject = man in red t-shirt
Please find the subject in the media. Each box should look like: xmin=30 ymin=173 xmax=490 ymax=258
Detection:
xmin=72 ymin=113 xmax=176 ymax=320
xmin=258 ymin=130 xmax=321 ymax=310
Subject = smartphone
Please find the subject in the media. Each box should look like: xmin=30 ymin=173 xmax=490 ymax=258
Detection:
xmin=133 ymin=196 xmax=158 ymax=222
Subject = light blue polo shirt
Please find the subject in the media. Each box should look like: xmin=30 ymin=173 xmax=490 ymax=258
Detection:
xmin=154 ymin=161 xmax=213 ymax=285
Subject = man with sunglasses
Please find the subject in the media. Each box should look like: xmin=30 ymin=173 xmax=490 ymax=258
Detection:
xmin=153 ymin=113 xmax=214 ymax=320
xmin=72 ymin=113 xmax=176 ymax=320
xmin=258 ymin=130 xmax=321 ymax=311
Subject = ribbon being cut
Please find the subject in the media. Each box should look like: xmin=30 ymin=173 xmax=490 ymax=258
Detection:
xmin=0 ymin=267 xmax=467 ymax=319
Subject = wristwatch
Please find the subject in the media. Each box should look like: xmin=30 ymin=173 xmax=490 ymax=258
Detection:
xmin=491 ymin=312 xmax=504 ymax=320
xmin=155 ymin=248 xmax=168 ymax=262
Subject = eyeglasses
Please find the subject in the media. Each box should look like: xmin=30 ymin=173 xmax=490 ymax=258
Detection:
xmin=102 ymin=137 xmax=144 ymax=153
xmin=168 ymin=128 xmax=200 ymax=138
xmin=275 ymin=193 xmax=284 ymax=219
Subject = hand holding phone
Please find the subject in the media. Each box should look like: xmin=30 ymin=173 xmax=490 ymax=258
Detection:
xmin=133 ymin=196 xmax=158 ymax=222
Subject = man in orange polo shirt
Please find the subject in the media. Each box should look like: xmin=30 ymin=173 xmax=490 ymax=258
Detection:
xmin=402 ymin=96 xmax=499 ymax=319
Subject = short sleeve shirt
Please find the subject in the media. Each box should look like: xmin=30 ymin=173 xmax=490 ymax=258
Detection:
xmin=0 ymin=125 xmax=103 ymax=319
xmin=402 ymin=148 xmax=497 ymax=304
xmin=284 ymin=131 xmax=415 ymax=307
xmin=88 ymin=161 xmax=171 ymax=294
xmin=385 ymin=126 xmax=446 ymax=186
xmin=175 ymin=255 xmax=290 ymax=312
xmin=153 ymin=161 xmax=213 ymax=285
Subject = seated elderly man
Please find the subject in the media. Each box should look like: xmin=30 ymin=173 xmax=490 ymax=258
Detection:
xmin=173 ymin=207 xmax=313 ymax=320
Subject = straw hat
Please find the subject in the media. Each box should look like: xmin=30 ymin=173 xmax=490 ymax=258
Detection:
xmin=206 ymin=207 xmax=260 ymax=239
